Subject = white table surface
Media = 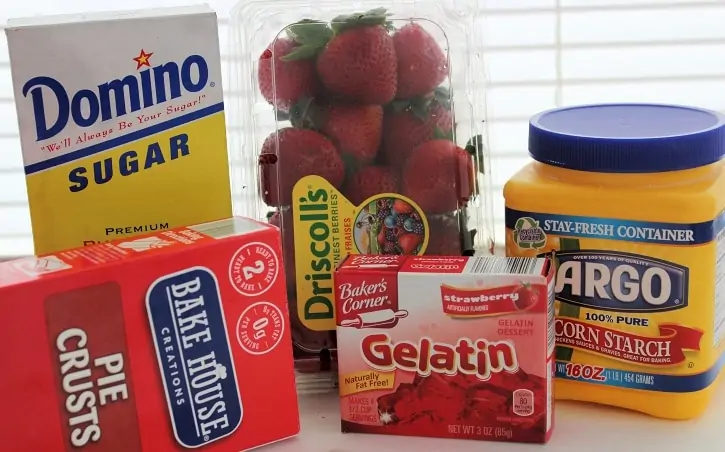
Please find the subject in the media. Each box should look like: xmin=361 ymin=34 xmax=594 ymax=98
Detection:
xmin=262 ymin=373 xmax=724 ymax=452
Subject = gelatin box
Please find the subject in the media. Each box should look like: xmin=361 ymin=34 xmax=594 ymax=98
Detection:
xmin=335 ymin=255 xmax=555 ymax=443
xmin=0 ymin=217 xmax=299 ymax=451
xmin=5 ymin=5 xmax=233 ymax=254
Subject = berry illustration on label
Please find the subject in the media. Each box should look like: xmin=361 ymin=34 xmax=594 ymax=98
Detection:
xmin=513 ymin=282 xmax=539 ymax=311
xmin=354 ymin=194 xmax=428 ymax=256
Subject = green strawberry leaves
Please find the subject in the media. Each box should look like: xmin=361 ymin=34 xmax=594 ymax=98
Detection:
xmin=286 ymin=19 xmax=333 ymax=44
xmin=433 ymin=126 xmax=454 ymax=141
xmin=457 ymin=207 xmax=476 ymax=256
xmin=288 ymin=96 xmax=326 ymax=130
xmin=465 ymin=134 xmax=486 ymax=174
xmin=432 ymin=86 xmax=452 ymax=110
xmin=390 ymin=85 xmax=453 ymax=122
xmin=274 ymin=110 xmax=290 ymax=122
xmin=331 ymin=7 xmax=392 ymax=35
xmin=281 ymin=19 xmax=333 ymax=61
xmin=282 ymin=8 xmax=394 ymax=61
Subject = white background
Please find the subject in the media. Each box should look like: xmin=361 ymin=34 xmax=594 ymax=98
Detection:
xmin=1 ymin=0 xmax=725 ymax=257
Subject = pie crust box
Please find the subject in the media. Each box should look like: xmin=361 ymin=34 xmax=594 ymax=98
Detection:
xmin=5 ymin=5 xmax=233 ymax=255
xmin=0 ymin=217 xmax=299 ymax=451
xmin=335 ymin=254 xmax=555 ymax=443
xmin=228 ymin=0 xmax=494 ymax=376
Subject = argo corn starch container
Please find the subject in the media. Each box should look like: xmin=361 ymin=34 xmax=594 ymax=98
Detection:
xmin=505 ymin=103 xmax=725 ymax=419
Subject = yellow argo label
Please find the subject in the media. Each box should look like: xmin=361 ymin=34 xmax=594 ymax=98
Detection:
xmin=292 ymin=175 xmax=430 ymax=331
xmin=505 ymin=209 xmax=725 ymax=398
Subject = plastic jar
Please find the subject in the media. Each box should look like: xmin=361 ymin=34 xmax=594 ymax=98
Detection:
xmin=504 ymin=103 xmax=725 ymax=419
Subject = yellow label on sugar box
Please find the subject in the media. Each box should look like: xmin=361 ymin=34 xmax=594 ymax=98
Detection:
xmin=292 ymin=175 xmax=430 ymax=331
xmin=6 ymin=6 xmax=232 ymax=254
xmin=504 ymin=208 xmax=725 ymax=395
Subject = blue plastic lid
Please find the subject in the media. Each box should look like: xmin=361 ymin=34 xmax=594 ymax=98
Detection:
xmin=529 ymin=103 xmax=725 ymax=173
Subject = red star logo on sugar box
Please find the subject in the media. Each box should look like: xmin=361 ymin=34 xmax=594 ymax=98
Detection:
xmin=133 ymin=49 xmax=154 ymax=70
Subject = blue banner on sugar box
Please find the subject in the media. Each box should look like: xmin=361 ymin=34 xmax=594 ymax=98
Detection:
xmin=505 ymin=208 xmax=725 ymax=245
xmin=556 ymin=351 xmax=725 ymax=393
xmin=146 ymin=266 xmax=243 ymax=448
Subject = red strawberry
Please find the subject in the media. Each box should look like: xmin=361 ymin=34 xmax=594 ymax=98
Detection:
xmin=398 ymin=233 xmax=423 ymax=255
xmin=381 ymin=90 xmax=453 ymax=169
xmin=401 ymin=140 xmax=474 ymax=215
xmin=268 ymin=208 xmax=296 ymax=292
xmin=258 ymin=38 xmax=318 ymax=112
xmin=323 ymin=104 xmax=383 ymax=165
xmin=393 ymin=23 xmax=448 ymax=99
xmin=317 ymin=9 xmax=397 ymax=104
xmin=291 ymin=99 xmax=383 ymax=165
xmin=425 ymin=213 xmax=462 ymax=256
xmin=343 ymin=166 xmax=399 ymax=206
xmin=259 ymin=128 xmax=344 ymax=206
xmin=513 ymin=282 xmax=539 ymax=310
xmin=377 ymin=228 xmax=387 ymax=245
xmin=392 ymin=199 xmax=414 ymax=215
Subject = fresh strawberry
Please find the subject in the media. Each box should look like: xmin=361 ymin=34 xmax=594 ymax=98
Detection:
xmin=392 ymin=199 xmax=414 ymax=215
xmin=268 ymin=208 xmax=296 ymax=292
xmin=259 ymin=128 xmax=344 ymax=206
xmin=401 ymin=140 xmax=474 ymax=214
xmin=290 ymin=98 xmax=383 ymax=165
xmin=377 ymin=228 xmax=387 ymax=245
xmin=258 ymin=38 xmax=318 ymax=112
xmin=318 ymin=9 xmax=397 ymax=104
xmin=343 ymin=166 xmax=399 ymax=206
xmin=393 ymin=23 xmax=448 ymax=99
xmin=397 ymin=233 xmax=423 ymax=255
xmin=381 ymin=89 xmax=453 ymax=169
xmin=278 ymin=10 xmax=397 ymax=104
xmin=425 ymin=213 xmax=462 ymax=256
xmin=513 ymin=282 xmax=539 ymax=310
xmin=322 ymin=104 xmax=383 ymax=165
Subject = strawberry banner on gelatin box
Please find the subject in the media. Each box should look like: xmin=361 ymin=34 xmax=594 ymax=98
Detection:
xmin=440 ymin=283 xmax=542 ymax=317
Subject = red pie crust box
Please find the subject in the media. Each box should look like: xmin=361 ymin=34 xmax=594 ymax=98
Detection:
xmin=335 ymin=254 xmax=555 ymax=443
xmin=0 ymin=217 xmax=299 ymax=451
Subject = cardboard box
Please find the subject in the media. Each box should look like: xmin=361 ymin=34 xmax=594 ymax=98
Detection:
xmin=335 ymin=255 xmax=555 ymax=443
xmin=0 ymin=217 xmax=299 ymax=451
xmin=5 ymin=5 xmax=232 ymax=254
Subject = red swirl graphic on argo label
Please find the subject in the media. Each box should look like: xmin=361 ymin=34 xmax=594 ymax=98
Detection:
xmin=440 ymin=283 xmax=542 ymax=317
xmin=555 ymin=318 xmax=703 ymax=365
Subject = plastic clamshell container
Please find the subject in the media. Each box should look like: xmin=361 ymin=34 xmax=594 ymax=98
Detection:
xmin=228 ymin=0 xmax=493 ymax=376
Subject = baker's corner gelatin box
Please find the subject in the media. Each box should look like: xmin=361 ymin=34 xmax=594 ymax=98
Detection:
xmin=0 ymin=217 xmax=299 ymax=451
xmin=335 ymin=255 xmax=555 ymax=443
xmin=5 ymin=5 xmax=232 ymax=255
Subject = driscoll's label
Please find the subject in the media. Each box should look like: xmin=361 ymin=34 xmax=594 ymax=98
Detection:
xmin=146 ymin=267 xmax=243 ymax=448
xmin=505 ymin=207 xmax=725 ymax=393
xmin=292 ymin=175 xmax=429 ymax=332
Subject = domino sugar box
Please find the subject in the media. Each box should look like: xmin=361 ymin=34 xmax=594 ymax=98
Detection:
xmin=5 ymin=5 xmax=233 ymax=255
xmin=0 ymin=217 xmax=299 ymax=451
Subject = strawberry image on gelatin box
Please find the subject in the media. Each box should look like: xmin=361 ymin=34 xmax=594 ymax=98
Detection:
xmin=334 ymin=255 xmax=556 ymax=443
xmin=230 ymin=0 xmax=493 ymax=369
